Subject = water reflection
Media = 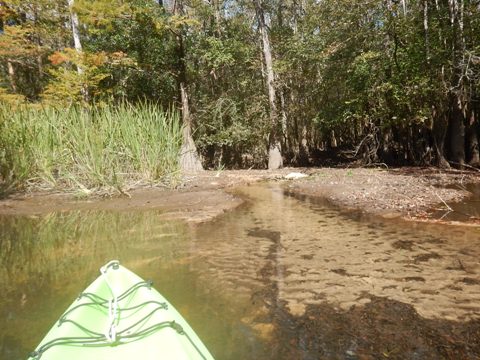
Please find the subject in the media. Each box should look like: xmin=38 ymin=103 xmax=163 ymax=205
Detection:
xmin=0 ymin=211 xmax=267 ymax=360
xmin=432 ymin=183 xmax=480 ymax=221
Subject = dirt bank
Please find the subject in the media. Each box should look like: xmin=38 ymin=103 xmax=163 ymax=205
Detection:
xmin=0 ymin=168 xmax=478 ymax=224
xmin=287 ymin=167 xmax=480 ymax=224
xmin=0 ymin=170 xmax=290 ymax=223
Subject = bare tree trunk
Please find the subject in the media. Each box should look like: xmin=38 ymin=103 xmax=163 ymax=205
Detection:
xmin=279 ymin=86 xmax=288 ymax=142
xmin=37 ymin=54 xmax=43 ymax=80
xmin=31 ymin=6 xmax=42 ymax=80
xmin=7 ymin=60 xmax=17 ymax=92
xmin=401 ymin=0 xmax=407 ymax=15
xmin=179 ymin=82 xmax=203 ymax=172
xmin=467 ymin=109 xmax=479 ymax=166
xmin=67 ymin=0 xmax=83 ymax=71
xmin=299 ymin=125 xmax=310 ymax=166
xmin=432 ymin=110 xmax=450 ymax=168
xmin=67 ymin=1 xmax=81 ymax=53
xmin=423 ymin=0 xmax=430 ymax=61
xmin=448 ymin=0 xmax=457 ymax=26
xmin=446 ymin=0 xmax=469 ymax=168
xmin=175 ymin=2 xmax=203 ymax=172
xmin=157 ymin=0 xmax=202 ymax=172
xmin=213 ymin=0 xmax=222 ymax=36
xmin=459 ymin=0 xmax=465 ymax=53
xmin=448 ymin=96 xmax=466 ymax=166
xmin=255 ymin=0 xmax=283 ymax=169
xmin=67 ymin=0 xmax=88 ymax=101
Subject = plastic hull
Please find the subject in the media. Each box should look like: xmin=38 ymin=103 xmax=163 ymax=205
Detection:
xmin=28 ymin=262 xmax=215 ymax=360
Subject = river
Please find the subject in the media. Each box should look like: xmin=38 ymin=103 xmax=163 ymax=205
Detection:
xmin=1 ymin=184 xmax=480 ymax=359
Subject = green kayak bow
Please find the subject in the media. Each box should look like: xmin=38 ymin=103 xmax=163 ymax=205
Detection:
xmin=28 ymin=260 xmax=215 ymax=360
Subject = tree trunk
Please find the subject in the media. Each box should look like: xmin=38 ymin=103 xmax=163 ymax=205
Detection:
xmin=67 ymin=0 xmax=83 ymax=71
xmin=466 ymin=110 xmax=479 ymax=166
xmin=255 ymin=0 xmax=283 ymax=169
xmin=432 ymin=112 xmax=450 ymax=168
xmin=32 ymin=6 xmax=43 ymax=81
xmin=279 ymin=86 xmax=288 ymax=143
xmin=175 ymin=2 xmax=203 ymax=172
xmin=423 ymin=0 xmax=430 ymax=61
xmin=158 ymin=0 xmax=203 ymax=171
xmin=67 ymin=0 xmax=88 ymax=101
xmin=298 ymin=125 xmax=310 ymax=166
xmin=37 ymin=54 xmax=43 ymax=81
xmin=448 ymin=95 xmax=466 ymax=167
xmin=179 ymin=82 xmax=203 ymax=172
xmin=401 ymin=0 xmax=407 ymax=15
xmin=213 ymin=0 xmax=222 ymax=36
xmin=7 ymin=60 xmax=17 ymax=92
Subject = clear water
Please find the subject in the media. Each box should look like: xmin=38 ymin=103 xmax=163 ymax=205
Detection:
xmin=1 ymin=184 xmax=480 ymax=359
xmin=432 ymin=183 xmax=480 ymax=221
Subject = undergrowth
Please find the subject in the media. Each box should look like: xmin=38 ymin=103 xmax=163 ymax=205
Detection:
xmin=0 ymin=103 xmax=182 ymax=197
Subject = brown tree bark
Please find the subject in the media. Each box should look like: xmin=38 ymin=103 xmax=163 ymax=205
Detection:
xmin=448 ymin=95 xmax=466 ymax=166
xmin=445 ymin=0 xmax=470 ymax=168
xmin=432 ymin=111 xmax=451 ymax=168
xmin=33 ymin=7 xmax=43 ymax=81
xmin=466 ymin=109 xmax=479 ymax=166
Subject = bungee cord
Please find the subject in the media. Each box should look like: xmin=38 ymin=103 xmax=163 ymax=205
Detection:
xmin=29 ymin=262 xmax=208 ymax=360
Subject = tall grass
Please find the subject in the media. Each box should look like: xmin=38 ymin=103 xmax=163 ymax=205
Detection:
xmin=0 ymin=103 xmax=182 ymax=196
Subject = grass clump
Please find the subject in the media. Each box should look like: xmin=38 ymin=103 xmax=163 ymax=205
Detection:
xmin=0 ymin=102 xmax=182 ymax=196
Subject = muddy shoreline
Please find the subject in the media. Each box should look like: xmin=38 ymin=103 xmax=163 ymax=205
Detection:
xmin=288 ymin=167 xmax=480 ymax=224
xmin=1 ymin=167 xmax=479 ymax=225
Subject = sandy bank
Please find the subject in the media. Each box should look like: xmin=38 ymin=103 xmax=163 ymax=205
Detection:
xmin=0 ymin=168 xmax=478 ymax=224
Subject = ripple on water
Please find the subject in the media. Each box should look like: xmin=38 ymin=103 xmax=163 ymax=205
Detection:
xmin=194 ymin=184 xmax=480 ymax=322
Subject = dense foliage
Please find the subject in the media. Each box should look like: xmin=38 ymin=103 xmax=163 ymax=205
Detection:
xmin=1 ymin=0 xmax=479 ymax=170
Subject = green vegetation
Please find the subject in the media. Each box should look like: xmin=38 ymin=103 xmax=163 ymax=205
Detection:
xmin=0 ymin=103 xmax=182 ymax=195
xmin=0 ymin=0 xmax=479 ymax=179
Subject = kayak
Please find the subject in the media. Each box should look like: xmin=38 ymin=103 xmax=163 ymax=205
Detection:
xmin=28 ymin=260 xmax=215 ymax=360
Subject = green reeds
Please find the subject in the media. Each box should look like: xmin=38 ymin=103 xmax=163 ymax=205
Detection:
xmin=0 ymin=103 xmax=182 ymax=196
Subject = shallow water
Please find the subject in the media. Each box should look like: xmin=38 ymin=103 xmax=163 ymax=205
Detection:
xmin=432 ymin=183 xmax=480 ymax=221
xmin=0 ymin=211 xmax=269 ymax=359
xmin=1 ymin=184 xmax=480 ymax=359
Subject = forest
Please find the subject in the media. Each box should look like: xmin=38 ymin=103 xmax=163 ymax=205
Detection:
xmin=0 ymin=0 xmax=479 ymax=192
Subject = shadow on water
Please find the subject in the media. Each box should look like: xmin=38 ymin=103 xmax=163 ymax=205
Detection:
xmin=269 ymin=189 xmax=480 ymax=359
xmin=271 ymin=296 xmax=480 ymax=359
xmin=201 ymin=184 xmax=480 ymax=359
xmin=1 ymin=184 xmax=480 ymax=359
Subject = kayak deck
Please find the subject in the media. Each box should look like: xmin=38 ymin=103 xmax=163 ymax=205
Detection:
xmin=28 ymin=261 xmax=214 ymax=360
